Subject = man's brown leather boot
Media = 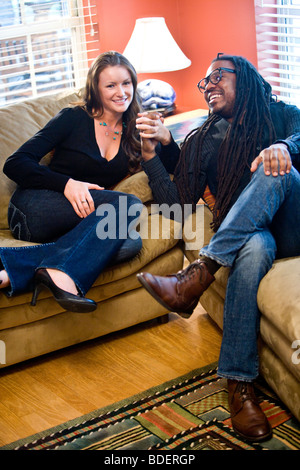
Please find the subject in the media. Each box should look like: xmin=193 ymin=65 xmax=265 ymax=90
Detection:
xmin=228 ymin=379 xmax=272 ymax=442
xmin=137 ymin=259 xmax=215 ymax=317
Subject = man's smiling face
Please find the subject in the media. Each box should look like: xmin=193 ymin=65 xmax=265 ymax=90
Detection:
xmin=204 ymin=60 xmax=237 ymax=122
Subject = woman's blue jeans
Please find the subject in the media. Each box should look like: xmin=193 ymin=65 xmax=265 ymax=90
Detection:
xmin=1 ymin=189 xmax=143 ymax=296
xmin=200 ymin=164 xmax=300 ymax=381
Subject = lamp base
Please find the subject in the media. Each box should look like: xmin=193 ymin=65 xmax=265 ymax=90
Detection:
xmin=138 ymin=79 xmax=176 ymax=114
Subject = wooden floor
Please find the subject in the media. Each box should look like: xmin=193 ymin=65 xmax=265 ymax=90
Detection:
xmin=0 ymin=304 xmax=222 ymax=447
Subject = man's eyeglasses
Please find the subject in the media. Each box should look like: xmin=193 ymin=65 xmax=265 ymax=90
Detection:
xmin=197 ymin=67 xmax=236 ymax=93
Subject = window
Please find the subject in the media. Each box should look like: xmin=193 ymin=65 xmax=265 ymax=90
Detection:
xmin=0 ymin=0 xmax=99 ymax=106
xmin=255 ymin=0 xmax=300 ymax=107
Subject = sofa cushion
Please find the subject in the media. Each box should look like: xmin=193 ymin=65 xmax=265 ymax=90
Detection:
xmin=0 ymin=247 xmax=184 ymax=369
xmin=114 ymin=171 xmax=153 ymax=203
xmin=0 ymin=243 xmax=183 ymax=331
xmin=0 ymin=210 xmax=183 ymax=329
xmin=0 ymin=229 xmax=39 ymax=247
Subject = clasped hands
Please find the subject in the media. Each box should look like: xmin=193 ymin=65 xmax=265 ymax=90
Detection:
xmin=136 ymin=111 xmax=172 ymax=160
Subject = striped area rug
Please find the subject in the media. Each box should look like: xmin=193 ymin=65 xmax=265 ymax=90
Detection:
xmin=1 ymin=362 xmax=299 ymax=451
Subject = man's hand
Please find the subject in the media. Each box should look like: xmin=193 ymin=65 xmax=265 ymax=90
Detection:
xmin=64 ymin=179 xmax=103 ymax=218
xmin=251 ymin=143 xmax=292 ymax=176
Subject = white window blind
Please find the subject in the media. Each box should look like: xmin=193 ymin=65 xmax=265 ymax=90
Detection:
xmin=0 ymin=0 xmax=99 ymax=106
xmin=255 ymin=0 xmax=300 ymax=107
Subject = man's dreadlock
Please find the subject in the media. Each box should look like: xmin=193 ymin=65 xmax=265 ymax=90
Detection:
xmin=174 ymin=54 xmax=276 ymax=231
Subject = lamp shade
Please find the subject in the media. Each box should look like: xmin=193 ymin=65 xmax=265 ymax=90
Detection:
xmin=123 ymin=17 xmax=191 ymax=73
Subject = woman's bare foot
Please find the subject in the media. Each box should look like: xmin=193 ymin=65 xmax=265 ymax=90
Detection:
xmin=45 ymin=269 xmax=78 ymax=295
xmin=0 ymin=270 xmax=10 ymax=288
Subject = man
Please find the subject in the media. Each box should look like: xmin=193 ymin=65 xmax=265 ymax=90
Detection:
xmin=135 ymin=53 xmax=300 ymax=442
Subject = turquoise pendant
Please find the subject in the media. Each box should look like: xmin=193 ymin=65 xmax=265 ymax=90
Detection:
xmin=98 ymin=121 xmax=122 ymax=139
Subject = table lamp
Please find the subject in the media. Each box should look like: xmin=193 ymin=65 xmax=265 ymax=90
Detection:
xmin=123 ymin=17 xmax=191 ymax=113
xmin=123 ymin=17 xmax=191 ymax=73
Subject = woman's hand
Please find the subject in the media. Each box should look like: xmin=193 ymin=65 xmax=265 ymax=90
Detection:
xmin=64 ymin=179 xmax=103 ymax=218
xmin=136 ymin=112 xmax=172 ymax=160
xmin=251 ymin=143 xmax=292 ymax=176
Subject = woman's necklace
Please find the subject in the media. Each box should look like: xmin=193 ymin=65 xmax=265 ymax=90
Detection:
xmin=98 ymin=119 xmax=123 ymax=140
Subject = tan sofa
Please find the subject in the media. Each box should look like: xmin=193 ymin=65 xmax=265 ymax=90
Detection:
xmin=0 ymin=89 xmax=184 ymax=368
xmin=184 ymin=205 xmax=300 ymax=422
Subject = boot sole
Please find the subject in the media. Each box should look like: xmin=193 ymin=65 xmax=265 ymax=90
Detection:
xmin=232 ymin=423 xmax=273 ymax=443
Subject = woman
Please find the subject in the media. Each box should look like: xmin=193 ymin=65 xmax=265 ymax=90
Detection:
xmin=0 ymin=51 xmax=144 ymax=313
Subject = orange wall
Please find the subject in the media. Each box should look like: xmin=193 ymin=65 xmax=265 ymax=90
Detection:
xmin=96 ymin=0 xmax=258 ymax=109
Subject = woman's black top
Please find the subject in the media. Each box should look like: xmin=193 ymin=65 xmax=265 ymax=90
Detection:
xmin=4 ymin=106 xmax=131 ymax=191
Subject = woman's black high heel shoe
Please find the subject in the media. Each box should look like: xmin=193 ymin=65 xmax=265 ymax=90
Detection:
xmin=31 ymin=268 xmax=97 ymax=313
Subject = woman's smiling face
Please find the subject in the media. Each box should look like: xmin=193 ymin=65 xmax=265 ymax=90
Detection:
xmin=97 ymin=65 xmax=134 ymax=115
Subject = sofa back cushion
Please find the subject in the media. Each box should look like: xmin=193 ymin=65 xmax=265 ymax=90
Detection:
xmin=0 ymin=90 xmax=82 ymax=229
